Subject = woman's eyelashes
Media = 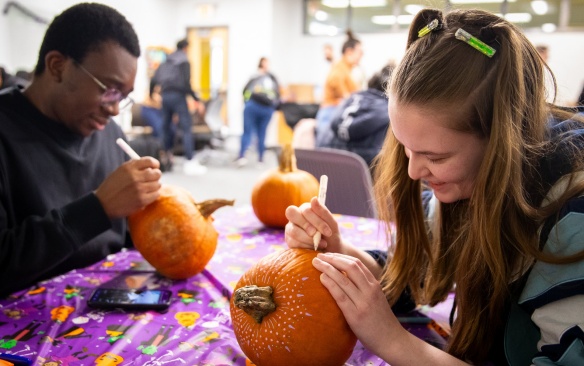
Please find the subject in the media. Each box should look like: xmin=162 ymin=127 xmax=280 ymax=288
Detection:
xmin=426 ymin=155 xmax=446 ymax=164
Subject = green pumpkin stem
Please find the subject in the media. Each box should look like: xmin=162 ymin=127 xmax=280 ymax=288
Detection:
xmin=196 ymin=199 xmax=235 ymax=219
xmin=279 ymin=144 xmax=297 ymax=173
xmin=233 ymin=285 xmax=276 ymax=323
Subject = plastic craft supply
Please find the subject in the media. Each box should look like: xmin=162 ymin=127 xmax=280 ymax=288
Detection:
xmin=418 ymin=19 xmax=440 ymax=38
xmin=455 ymin=28 xmax=496 ymax=58
xmin=313 ymin=175 xmax=329 ymax=250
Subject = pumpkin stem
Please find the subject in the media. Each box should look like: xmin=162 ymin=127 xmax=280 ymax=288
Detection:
xmin=196 ymin=199 xmax=235 ymax=218
xmin=233 ymin=285 xmax=276 ymax=323
xmin=279 ymin=144 xmax=297 ymax=173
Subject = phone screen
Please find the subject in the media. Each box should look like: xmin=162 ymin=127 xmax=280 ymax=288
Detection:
xmin=88 ymin=288 xmax=172 ymax=310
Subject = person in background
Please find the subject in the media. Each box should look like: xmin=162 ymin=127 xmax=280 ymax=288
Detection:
xmin=321 ymin=63 xmax=394 ymax=172
xmin=0 ymin=3 xmax=162 ymax=297
xmin=577 ymin=84 xmax=584 ymax=106
xmin=236 ymin=57 xmax=281 ymax=168
xmin=153 ymin=39 xmax=207 ymax=176
xmin=0 ymin=66 xmax=29 ymax=90
xmin=323 ymin=43 xmax=335 ymax=64
xmin=284 ymin=8 xmax=584 ymax=365
xmin=536 ymin=44 xmax=549 ymax=63
xmin=315 ymin=30 xmax=363 ymax=147
xmin=142 ymin=83 xmax=164 ymax=141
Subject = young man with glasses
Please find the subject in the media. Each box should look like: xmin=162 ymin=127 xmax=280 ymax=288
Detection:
xmin=0 ymin=3 xmax=162 ymax=297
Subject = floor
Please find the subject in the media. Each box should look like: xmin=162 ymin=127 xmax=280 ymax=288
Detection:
xmin=160 ymin=137 xmax=280 ymax=207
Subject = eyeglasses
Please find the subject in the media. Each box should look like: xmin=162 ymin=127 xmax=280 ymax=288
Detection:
xmin=73 ymin=60 xmax=134 ymax=110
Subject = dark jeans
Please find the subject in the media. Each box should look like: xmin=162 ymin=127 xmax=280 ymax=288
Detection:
xmin=161 ymin=91 xmax=194 ymax=160
xmin=141 ymin=105 xmax=164 ymax=139
xmin=239 ymin=100 xmax=275 ymax=162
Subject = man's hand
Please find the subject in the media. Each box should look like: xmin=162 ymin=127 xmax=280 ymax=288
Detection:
xmin=95 ymin=157 xmax=162 ymax=219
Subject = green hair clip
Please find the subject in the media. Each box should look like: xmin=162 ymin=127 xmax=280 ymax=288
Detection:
xmin=455 ymin=28 xmax=496 ymax=58
xmin=418 ymin=19 xmax=440 ymax=38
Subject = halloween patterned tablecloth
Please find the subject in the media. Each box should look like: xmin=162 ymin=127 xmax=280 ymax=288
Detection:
xmin=0 ymin=206 xmax=448 ymax=365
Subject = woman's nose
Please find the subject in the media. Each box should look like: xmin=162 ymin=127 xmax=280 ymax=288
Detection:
xmin=408 ymin=153 xmax=429 ymax=181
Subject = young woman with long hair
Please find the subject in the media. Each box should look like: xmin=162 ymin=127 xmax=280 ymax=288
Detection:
xmin=284 ymin=8 xmax=584 ymax=365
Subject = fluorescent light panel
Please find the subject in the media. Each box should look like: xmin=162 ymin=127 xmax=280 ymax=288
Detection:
xmin=315 ymin=10 xmax=329 ymax=21
xmin=450 ymin=0 xmax=515 ymax=3
xmin=531 ymin=0 xmax=549 ymax=15
xmin=323 ymin=0 xmax=387 ymax=8
xmin=404 ymin=4 xmax=425 ymax=15
xmin=541 ymin=23 xmax=556 ymax=32
xmin=498 ymin=12 xmax=532 ymax=22
xmin=371 ymin=14 xmax=415 ymax=25
xmin=309 ymin=21 xmax=340 ymax=35
xmin=495 ymin=12 xmax=532 ymax=22
xmin=372 ymin=12 xmax=532 ymax=25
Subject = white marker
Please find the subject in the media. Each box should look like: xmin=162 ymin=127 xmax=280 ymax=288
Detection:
xmin=313 ymin=175 xmax=328 ymax=250
xmin=116 ymin=138 xmax=140 ymax=160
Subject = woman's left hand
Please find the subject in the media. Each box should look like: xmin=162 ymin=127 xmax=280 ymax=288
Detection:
xmin=312 ymin=252 xmax=406 ymax=357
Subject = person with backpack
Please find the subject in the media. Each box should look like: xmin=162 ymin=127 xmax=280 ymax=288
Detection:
xmin=236 ymin=57 xmax=281 ymax=168
xmin=321 ymin=63 xmax=394 ymax=172
xmin=153 ymin=39 xmax=207 ymax=175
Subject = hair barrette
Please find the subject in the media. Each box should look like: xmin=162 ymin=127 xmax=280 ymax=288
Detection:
xmin=418 ymin=19 xmax=441 ymax=38
xmin=455 ymin=28 xmax=496 ymax=58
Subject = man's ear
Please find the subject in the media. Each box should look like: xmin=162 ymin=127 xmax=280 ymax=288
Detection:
xmin=44 ymin=51 xmax=68 ymax=83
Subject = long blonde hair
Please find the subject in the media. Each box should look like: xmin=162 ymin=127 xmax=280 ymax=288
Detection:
xmin=374 ymin=8 xmax=584 ymax=363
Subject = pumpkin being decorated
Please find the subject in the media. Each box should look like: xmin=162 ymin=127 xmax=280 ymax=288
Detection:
xmin=128 ymin=185 xmax=233 ymax=279
xmin=251 ymin=144 xmax=319 ymax=228
xmin=230 ymin=248 xmax=357 ymax=366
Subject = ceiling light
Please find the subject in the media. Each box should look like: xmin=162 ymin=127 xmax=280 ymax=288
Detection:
xmin=371 ymin=14 xmax=415 ymax=25
xmin=404 ymin=4 xmax=425 ymax=15
xmin=496 ymin=12 xmax=532 ymax=23
xmin=322 ymin=0 xmax=387 ymax=8
xmin=309 ymin=21 xmax=340 ymax=36
xmin=450 ymin=0 xmax=515 ymax=3
xmin=371 ymin=15 xmax=394 ymax=24
xmin=531 ymin=0 xmax=549 ymax=15
xmin=315 ymin=10 xmax=329 ymax=21
xmin=541 ymin=23 xmax=556 ymax=32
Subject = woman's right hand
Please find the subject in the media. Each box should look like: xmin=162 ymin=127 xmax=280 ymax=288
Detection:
xmin=284 ymin=197 xmax=343 ymax=253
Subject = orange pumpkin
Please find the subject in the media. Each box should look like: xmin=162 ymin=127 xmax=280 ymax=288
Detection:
xmin=230 ymin=248 xmax=357 ymax=366
xmin=251 ymin=145 xmax=319 ymax=228
xmin=128 ymin=185 xmax=233 ymax=279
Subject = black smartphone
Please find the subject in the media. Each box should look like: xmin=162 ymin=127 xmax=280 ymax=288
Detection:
xmin=87 ymin=288 xmax=172 ymax=311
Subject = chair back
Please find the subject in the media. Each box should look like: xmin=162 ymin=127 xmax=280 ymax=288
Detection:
xmin=294 ymin=148 xmax=377 ymax=218
xmin=205 ymin=92 xmax=226 ymax=134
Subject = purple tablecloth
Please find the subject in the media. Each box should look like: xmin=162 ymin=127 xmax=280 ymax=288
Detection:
xmin=0 ymin=206 xmax=449 ymax=365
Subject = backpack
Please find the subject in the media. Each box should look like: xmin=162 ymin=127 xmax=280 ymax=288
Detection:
xmin=243 ymin=74 xmax=279 ymax=107
xmin=153 ymin=60 xmax=182 ymax=90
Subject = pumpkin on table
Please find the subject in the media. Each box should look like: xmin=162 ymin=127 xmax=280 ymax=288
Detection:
xmin=230 ymin=248 xmax=357 ymax=366
xmin=251 ymin=144 xmax=319 ymax=228
xmin=128 ymin=184 xmax=234 ymax=279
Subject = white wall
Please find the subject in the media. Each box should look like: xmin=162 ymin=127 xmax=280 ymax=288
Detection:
xmin=2 ymin=0 xmax=583 ymax=132
xmin=524 ymin=31 xmax=584 ymax=105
